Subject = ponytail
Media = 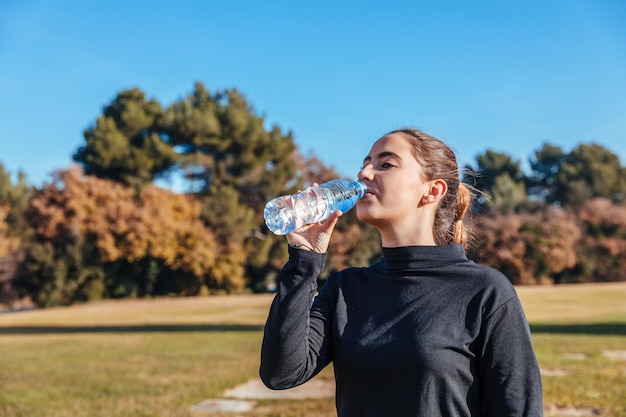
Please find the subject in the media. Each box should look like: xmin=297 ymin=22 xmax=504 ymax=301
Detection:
xmin=452 ymin=182 xmax=475 ymax=249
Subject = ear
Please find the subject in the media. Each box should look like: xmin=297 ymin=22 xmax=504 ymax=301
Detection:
xmin=421 ymin=179 xmax=448 ymax=204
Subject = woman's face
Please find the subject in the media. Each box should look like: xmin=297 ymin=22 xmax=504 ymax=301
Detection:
xmin=356 ymin=133 xmax=430 ymax=229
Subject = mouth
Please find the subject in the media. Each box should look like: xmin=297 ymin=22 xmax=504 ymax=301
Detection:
xmin=361 ymin=190 xmax=375 ymax=200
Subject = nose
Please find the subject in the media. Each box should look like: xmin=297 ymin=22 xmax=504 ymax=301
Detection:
xmin=358 ymin=163 xmax=374 ymax=181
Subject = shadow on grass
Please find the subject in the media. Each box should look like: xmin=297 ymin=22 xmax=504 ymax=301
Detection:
xmin=3 ymin=323 xmax=624 ymax=336
xmin=530 ymin=323 xmax=626 ymax=336
xmin=0 ymin=324 xmax=265 ymax=335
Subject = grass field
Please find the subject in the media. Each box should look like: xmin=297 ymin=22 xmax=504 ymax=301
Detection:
xmin=0 ymin=283 xmax=624 ymax=417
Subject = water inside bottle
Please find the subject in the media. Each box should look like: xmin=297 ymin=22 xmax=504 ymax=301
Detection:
xmin=264 ymin=196 xmax=295 ymax=235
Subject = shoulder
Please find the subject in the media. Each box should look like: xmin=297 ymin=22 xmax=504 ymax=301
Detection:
xmin=458 ymin=260 xmax=516 ymax=293
xmin=452 ymin=261 xmax=522 ymax=318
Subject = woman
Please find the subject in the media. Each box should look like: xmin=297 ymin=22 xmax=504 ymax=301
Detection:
xmin=260 ymin=128 xmax=543 ymax=417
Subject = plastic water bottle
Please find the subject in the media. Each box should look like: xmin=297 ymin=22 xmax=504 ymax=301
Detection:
xmin=264 ymin=179 xmax=368 ymax=235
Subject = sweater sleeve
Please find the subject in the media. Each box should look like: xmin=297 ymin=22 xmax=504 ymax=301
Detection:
xmin=259 ymin=246 xmax=333 ymax=390
xmin=479 ymin=295 xmax=544 ymax=417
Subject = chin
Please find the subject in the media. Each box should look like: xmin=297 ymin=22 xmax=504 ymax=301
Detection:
xmin=356 ymin=208 xmax=376 ymax=225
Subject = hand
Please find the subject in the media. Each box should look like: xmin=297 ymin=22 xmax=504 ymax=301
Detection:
xmin=286 ymin=209 xmax=343 ymax=253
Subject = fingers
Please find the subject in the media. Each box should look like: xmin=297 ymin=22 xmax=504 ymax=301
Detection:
xmin=321 ymin=210 xmax=342 ymax=232
xmin=316 ymin=210 xmax=342 ymax=241
xmin=285 ymin=210 xmax=343 ymax=253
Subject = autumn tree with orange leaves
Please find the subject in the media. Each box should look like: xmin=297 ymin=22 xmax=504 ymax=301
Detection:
xmin=13 ymin=168 xmax=245 ymax=307
xmin=468 ymin=207 xmax=581 ymax=284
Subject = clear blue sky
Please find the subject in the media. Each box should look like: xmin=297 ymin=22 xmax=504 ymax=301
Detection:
xmin=1 ymin=0 xmax=625 ymax=187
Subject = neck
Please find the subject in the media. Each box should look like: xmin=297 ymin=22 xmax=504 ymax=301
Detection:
xmin=368 ymin=206 xmax=438 ymax=248
xmin=378 ymin=222 xmax=436 ymax=248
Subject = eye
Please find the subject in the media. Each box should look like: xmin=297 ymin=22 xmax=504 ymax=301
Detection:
xmin=380 ymin=162 xmax=395 ymax=169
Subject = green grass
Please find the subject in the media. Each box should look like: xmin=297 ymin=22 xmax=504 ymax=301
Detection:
xmin=0 ymin=284 xmax=625 ymax=417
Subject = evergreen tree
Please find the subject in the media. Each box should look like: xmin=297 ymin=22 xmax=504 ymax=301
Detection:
xmin=464 ymin=150 xmax=527 ymax=212
xmin=161 ymin=82 xmax=298 ymax=205
xmin=527 ymin=143 xmax=566 ymax=204
xmin=0 ymin=163 xmax=32 ymax=234
xmin=554 ymin=143 xmax=625 ymax=208
xmin=73 ymin=89 xmax=178 ymax=188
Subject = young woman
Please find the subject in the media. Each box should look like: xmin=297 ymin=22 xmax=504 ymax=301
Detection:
xmin=260 ymin=128 xmax=543 ymax=417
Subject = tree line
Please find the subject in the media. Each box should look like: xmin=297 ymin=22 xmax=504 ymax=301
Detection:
xmin=1 ymin=82 xmax=625 ymax=307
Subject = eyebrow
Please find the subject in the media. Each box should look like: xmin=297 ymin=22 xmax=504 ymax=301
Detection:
xmin=362 ymin=151 xmax=401 ymax=165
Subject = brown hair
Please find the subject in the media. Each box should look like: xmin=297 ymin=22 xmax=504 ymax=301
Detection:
xmin=390 ymin=128 xmax=476 ymax=249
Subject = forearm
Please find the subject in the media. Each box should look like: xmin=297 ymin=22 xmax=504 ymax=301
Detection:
xmin=259 ymin=246 xmax=331 ymax=389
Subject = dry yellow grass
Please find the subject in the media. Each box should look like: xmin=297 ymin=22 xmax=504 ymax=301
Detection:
xmin=0 ymin=294 xmax=274 ymax=326
xmin=516 ymin=281 xmax=626 ymax=323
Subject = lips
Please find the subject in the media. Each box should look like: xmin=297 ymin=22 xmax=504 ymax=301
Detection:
xmin=360 ymin=190 xmax=375 ymax=200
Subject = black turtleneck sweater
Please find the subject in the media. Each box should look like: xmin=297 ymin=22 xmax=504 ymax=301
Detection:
xmin=260 ymin=245 xmax=543 ymax=417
